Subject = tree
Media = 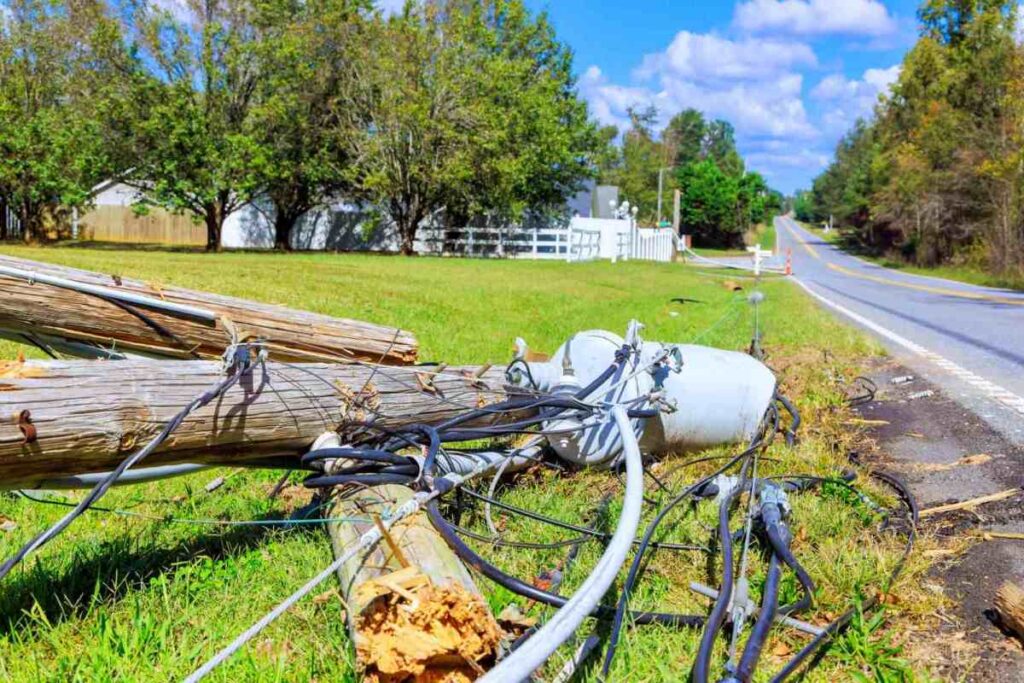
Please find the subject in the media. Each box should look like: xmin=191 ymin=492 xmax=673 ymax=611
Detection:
xmin=345 ymin=0 xmax=598 ymax=254
xmin=128 ymin=0 xmax=268 ymax=251
xmin=250 ymin=0 xmax=369 ymax=250
xmin=737 ymin=171 xmax=769 ymax=230
xmin=0 ymin=0 xmax=132 ymax=242
xmin=919 ymin=0 xmax=1011 ymax=46
xmin=676 ymin=159 xmax=741 ymax=248
xmin=605 ymin=105 xmax=661 ymax=222
xmin=812 ymin=0 xmax=1024 ymax=273
xmin=663 ymin=109 xmax=706 ymax=169
xmin=594 ymin=125 xmax=621 ymax=179
xmin=704 ymin=120 xmax=745 ymax=177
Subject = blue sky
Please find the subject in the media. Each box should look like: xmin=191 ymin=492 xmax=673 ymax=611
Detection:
xmin=516 ymin=0 xmax=925 ymax=194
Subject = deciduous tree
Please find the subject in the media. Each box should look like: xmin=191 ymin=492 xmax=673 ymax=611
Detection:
xmin=0 ymin=0 xmax=132 ymax=242
xmin=345 ymin=0 xmax=599 ymax=254
xmin=128 ymin=0 xmax=268 ymax=251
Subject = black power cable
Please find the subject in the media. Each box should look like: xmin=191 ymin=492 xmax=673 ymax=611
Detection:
xmin=692 ymin=488 xmax=742 ymax=683
xmin=768 ymin=471 xmax=918 ymax=682
xmin=732 ymin=552 xmax=782 ymax=683
xmin=599 ymin=432 xmax=771 ymax=678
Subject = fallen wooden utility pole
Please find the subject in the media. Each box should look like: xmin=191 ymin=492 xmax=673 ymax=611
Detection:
xmin=995 ymin=581 xmax=1024 ymax=642
xmin=0 ymin=358 xmax=513 ymax=488
xmin=329 ymin=483 xmax=503 ymax=683
xmin=0 ymin=254 xmax=417 ymax=364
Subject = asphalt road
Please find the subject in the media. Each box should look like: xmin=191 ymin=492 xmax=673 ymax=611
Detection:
xmin=775 ymin=215 xmax=1024 ymax=445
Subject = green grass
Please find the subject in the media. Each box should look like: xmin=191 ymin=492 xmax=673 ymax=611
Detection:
xmin=862 ymin=257 xmax=1024 ymax=292
xmin=796 ymin=220 xmax=842 ymax=245
xmin=0 ymin=243 xmax=939 ymax=682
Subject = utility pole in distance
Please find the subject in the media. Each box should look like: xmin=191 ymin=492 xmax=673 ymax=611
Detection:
xmin=657 ymin=167 xmax=675 ymax=226
xmin=673 ymin=189 xmax=681 ymax=233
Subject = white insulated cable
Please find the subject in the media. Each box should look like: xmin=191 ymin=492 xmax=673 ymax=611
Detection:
xmin=479 ymin=406 xmax=645 ymax=682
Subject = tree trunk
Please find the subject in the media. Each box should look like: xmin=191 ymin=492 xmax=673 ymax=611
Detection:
xmin=0 ymin=253 xmax=419 ymax=364
xmin=398 ymin=209 xmax=425 ymax=256
xmin=0 ymin=196 xmax=8 ymax=241
xmin=0 ymin=359 xmax=514 ymax=488
xmin=274 ymin=210 xmax=296 ymax=251
xmin=204 ymin=204 xmax=223 ymax=252
xmin=19 ymin=203 xmax=35 ymax=244
xmin=399 ymin=223 xmax=415 ymax=256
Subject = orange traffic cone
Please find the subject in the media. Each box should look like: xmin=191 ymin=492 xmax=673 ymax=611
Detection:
xmin=785 ymin=248 xmax=793 ymax=276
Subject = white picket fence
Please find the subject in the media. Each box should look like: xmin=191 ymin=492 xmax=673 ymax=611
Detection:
xmin=614 ymin=227 xmax=676 ymax=263
xmin=415 ymin=221 xmax=674 ymax=264
xmin=415 ymin=224 xmax=603 ymax=262
xmin=2 ymin=204 xmax=21 ymax=239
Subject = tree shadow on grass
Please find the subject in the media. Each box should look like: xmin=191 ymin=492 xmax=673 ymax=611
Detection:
xmin=0 ymin=512 xmax=323 ymax=640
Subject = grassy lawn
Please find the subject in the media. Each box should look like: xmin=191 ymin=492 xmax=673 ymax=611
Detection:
xmin=796 ymin=220 xmax=842 ymax=245
xmin=0 ymin=243 xmax=939 ymax=682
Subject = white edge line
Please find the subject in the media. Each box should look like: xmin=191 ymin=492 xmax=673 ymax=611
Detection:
xmin=789 ymin=275 xmax=1024 ymax=417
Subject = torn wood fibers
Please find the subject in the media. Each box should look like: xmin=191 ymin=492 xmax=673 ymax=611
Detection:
xmin=330 ymin=487 xmax=503 ymax=682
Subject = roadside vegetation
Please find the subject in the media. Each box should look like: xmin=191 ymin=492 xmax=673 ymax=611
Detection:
xmin=691 ymin=221 xmax=777 ymax=258
xmin=798 ymin=220 xmax=1024 ymax=291
xmin=600 ymin=107 xmax=784 ymax=248
xmin=795 ymin=0 xmax=1024 ymax=287
xmin=0 ymin=245 xmax=944 ymax=681
xmin=0 ymin=0 xmax=600 ymax=253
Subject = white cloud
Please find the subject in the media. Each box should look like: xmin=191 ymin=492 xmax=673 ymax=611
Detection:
xmin=654 ymin=72 xmax=817 ymax=139
xmin=734 ymin=0 xmax=897 ymax=38
xmin=628 ymin=32 xmax=819 ymax=140
xmin=579 ymin=66 xmax=663 ymax=130
xmin=636 ymin=31 xmax=817 ymax=82
xmin=577 ymin=28 xmax=905 ymax=191
xmin=811 ymin=65 xmax=900 ymax=132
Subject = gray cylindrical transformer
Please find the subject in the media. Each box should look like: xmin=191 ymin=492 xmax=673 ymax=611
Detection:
xmin=511 ymin=326 xmax=777 ymax=466
xmin=638 ymin=343 xmax=777 ymax=454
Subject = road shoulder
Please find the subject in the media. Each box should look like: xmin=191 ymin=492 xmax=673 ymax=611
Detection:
xmin=853 ymin=357 xmax=1024 ymax=681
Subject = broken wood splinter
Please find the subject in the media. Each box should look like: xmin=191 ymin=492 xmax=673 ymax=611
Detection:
xmin=919 ymin=488 xmax=1022 ymax=518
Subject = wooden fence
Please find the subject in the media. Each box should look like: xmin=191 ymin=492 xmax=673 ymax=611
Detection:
xmin=78 ymin=205 xmax=206 ymax=246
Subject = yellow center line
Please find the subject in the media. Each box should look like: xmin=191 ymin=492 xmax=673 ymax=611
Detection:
xmin=780 ymin=219 xmax=821 ymax=260
xmin=824 ymin=262 xmax=1024 ymax=306
xmin=780 ymin=218 xmax=1024 ymax=306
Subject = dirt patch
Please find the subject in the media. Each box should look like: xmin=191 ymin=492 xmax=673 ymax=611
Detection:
xmin=854 ymin=357 xmax=1024 ymax=682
